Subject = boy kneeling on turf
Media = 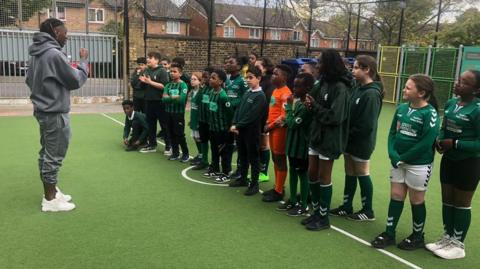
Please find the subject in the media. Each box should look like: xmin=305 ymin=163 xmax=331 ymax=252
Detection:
xmin=122 ymin=100 xmax=149 ymax=151
xmin=229 ymin=65 xmax=267 ymax=195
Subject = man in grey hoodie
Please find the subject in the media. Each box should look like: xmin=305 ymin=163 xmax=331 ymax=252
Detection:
xmin=26 ymin=18 xmax=89 ymax=212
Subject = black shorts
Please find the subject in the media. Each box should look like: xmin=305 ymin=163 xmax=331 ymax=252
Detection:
xmin=440 ymin=156 xmax=480 ymax=191
xmin=288 ymin=156 xmax=308 ymax=173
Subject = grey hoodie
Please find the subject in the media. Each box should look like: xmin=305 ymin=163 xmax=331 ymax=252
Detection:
xmin=26 ymin=32 xmax=88 ymax=113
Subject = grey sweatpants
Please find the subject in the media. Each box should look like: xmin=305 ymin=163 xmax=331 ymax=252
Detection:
xmin=34 ymin=112 xmax=71 ymax=185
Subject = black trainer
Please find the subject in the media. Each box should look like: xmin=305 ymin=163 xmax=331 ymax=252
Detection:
xmin=214 ymin=173 xmax=230 ymax=184
xmin=276 ymin=201 xmax=295 ymax=211
xmin=287 ymin=205 xmax=309 ymax=217
xmin=203 ymin=167 xmax=219 ymax=178
xmin=397 ymin=233 xmax=425 ymax=250
xmin=301 ymin=214 xmax=319 ymax=225
xmin=329 ymin=206 xmax=353 ymax=217
xmin=192 ymin=163 xmax=209 ymax=170
xmin=347 ymin=209 xmax=375 ymax=221
xmin=228 ymin=178 xmax=248 ymax=187
xmin=180 ymin=154 xmax=190 ymax=163
xmin=244 ymin=182 xmax=259 ymax=196
xmin=262 ymin=188 xmax=276 ymax=196
xmin=262 ymin=190 xmax=283 ymax=202
xmin=371 ymin=232 xmax=396 ymax=249
xmin=305 ymin=216 xmax=330 ymax=231
xmin=168 ymin=154 xmax=180 ymax=161
xmin=230 ymin=169 xmax=242 ymax=180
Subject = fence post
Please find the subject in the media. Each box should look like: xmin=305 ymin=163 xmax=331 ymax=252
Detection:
xmin=455 ymin=45 xmax=464 ymax=82
xmin=425 ymin=45 xmax=432 ymax=75
xmin=376 ymin=44 xmax=381 ymax=67
xmin=17 ymin=0 xmax=23 ymax=30
xmin=395 ymin=45 xmax=405 ymax=104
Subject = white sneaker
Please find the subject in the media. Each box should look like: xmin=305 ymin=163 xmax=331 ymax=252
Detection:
xmin=55 ymin=187 xmax=72 ymax=202
xmin=41 ymin=197 xmax=76 ymax=212
xmin=426 ymin=234 xmax=451 ymax=252
xmin=139 ymin=146 xmax=156 ymax=153
xmin=164 ymin=149 xmax=172 ymax=156
xmin=433 ymin=238 xmax=466 ymax=259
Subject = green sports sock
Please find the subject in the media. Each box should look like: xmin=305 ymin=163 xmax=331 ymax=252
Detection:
xmin=453 ymin=207 xmax=471 ymax=242
xmin=201 ymin=143 xmax=209 ymax=165
xmin=289 ymin=167 xmax=298 ymax=204
xmin=385 ymin=199 xmax=404 ymax=238
xmin=319 ymin=184 xmax=332 ymax=219
xmin=195 ymin=141 xmax=202 ymax=157
xmin=442 ymin=203 xmax=454 ymax=236
xmin=260 ymin=149 xmax=270 ymax=174
xmin=299 ymin=171 xmax=309 ymax=209
xmin=411 ymin=202 xmax=426 ymax=236
xmin=342 ymin=175 xmax=357 ymax=211
xmin=310 ymin=182 xmax=321 ymax=215
xmin=358 ymin=175 xmax=373 ymax=212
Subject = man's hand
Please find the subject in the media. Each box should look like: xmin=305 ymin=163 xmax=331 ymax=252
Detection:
xmin=79 ymin=48 xmax=89 ymax=60
xmin=304 ymin=94 xmax=314 ymax=110
xmin=286 ymin=95 xmax=294 ymax=105
xmin=123 ymin=138 xmax=129 ymax=145
xmin=439 ymin=139 xmax=454 ymax=152
xmin=133 ymin=140 xmax=140 ymax=146
xmin=230 ymin=125 xmax=239 ymax=135
xmin=139 ymin=75 xmax=152 ymax=84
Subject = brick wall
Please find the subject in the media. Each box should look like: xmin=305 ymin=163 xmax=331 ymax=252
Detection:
xmin=130 ymin=35 xmax=306 ymax=73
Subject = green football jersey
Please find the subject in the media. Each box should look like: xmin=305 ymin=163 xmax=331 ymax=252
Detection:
xmin=388 ymin=103 xmax=440 ymax=165
xmin=285 ymin=99 xmax=312 ymax=159
xmin=198 ymin=85 xmax=211 ymax=123
xmin=440 ymin=97 xmax=480 ymax=160
xmin=225 ymin=75 xmax=248 ymax=109
xmin=162 ymin=80 xmax=188 ymax=114
xmin=207 ymin=88 xmax=231 ymax=132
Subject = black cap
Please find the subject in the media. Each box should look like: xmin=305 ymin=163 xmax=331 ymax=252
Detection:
xmin=136 ymin=57 xmax=146 ymax=64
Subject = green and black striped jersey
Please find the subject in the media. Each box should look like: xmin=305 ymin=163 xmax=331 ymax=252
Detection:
xmin=285 ymin=100 xmax=312 ymax=159
xmin=440 ymin=97 xmax=480 ymax=160
xmin=388 ymin=103 xmax=440 ymax=165
xmin=198 ymin=85 xmax=211 ymax=123
xmin=207 ymin=88 xmax=231 ymax=132
xmin=189 ymin=88 xmax=201 ymax=130
xmin=162 ymin=80 xmax=188 ymax=114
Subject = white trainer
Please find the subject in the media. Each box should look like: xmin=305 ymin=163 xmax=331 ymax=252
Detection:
xmin=425 ymin=234 xmax=451 ymax=252
xmin=41 ymin=197 xmax=76 ymax=212
xmin=433 ymin=238 xmax=465 ymax=260
xmin=164 ymin=149 xmax=172 ymax=156
xmin=55 ymin=187 xmax=72 ymax=202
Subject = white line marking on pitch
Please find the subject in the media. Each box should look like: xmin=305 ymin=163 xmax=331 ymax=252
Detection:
xmin=101 ymin=112 xmax=421 ymax=269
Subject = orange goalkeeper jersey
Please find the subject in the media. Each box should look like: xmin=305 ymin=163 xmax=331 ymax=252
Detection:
xmin=267 ymin=85 xmax=292 ymax=129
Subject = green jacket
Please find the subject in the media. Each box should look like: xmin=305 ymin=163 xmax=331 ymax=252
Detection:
xmin=143 ymin=65 xmax=169 ymax=101
xmin=309 ymin=75 xmax=352 ymax=159
xmin=285 ymin=99 xmax=312 ymax=159
xmin=345 ymin=81 xmax=383 ymax=159
xmin=440 ymin=97 xmax=480 ymax=160
xmin=130 ymin=69 xmax=145 ymax=99
xmin=232 ymin=88 xmax=266 ymax=129
xmin=123 ymin=111 xmax=149 ymax=142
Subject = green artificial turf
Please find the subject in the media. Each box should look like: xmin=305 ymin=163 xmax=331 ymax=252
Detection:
xmin=0 ymin=104 xmax=478 ymax=269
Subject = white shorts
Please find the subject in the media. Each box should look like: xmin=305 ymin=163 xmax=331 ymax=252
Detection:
xmin=190 ymin=130 xmax=200 ymax=140
xmin=344 ymin=153 xmax=369 ymax=163
xmin=390 ymin=163 xmax=433 ymax=192
xmin=308 ymin=147 xmax=331 ymax=160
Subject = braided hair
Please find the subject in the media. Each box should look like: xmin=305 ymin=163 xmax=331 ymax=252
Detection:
xmin=39 ymin=18 xmax=65 ymax=39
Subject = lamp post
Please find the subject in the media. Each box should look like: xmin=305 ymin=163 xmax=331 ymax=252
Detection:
xmin=433 ymin=0 xmax=442 ymax=47
xmin=345 ymin=3 xmax=352 ymax=57
xmin=397 ymin=0 xmax=406 ymax=46
xmin=306 ymin=0 xmax=316 ymax=57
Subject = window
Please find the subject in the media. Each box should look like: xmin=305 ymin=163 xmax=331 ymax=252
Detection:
xmin=359 ymin=41 xmax=366 ymax=50
xmin=167 ymin=21 xmax=180 ymax=34
xmin=270 ymin=30 xmax=280 ymax=40
xmin=332 ymin=40 xmax=338 ymax=48
xmin=249 ymin=28 xmax=261 ymax=39
xmin=88 ymin=8 xmax=104 ymax=23
xmin=310 ymin=38 xmax=319 ymax=48
xmin=224 ymin=26 xmax=235 ymax=38
xmin=293 ymin=30 xmax=302 ymax=41
xmin=49 ymin=7 xmax=66 ymax=21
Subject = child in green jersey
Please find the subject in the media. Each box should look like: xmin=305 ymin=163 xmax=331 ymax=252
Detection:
xmin=122 ymin=100 xmax=149 ymax=151
xmin=330 ymin=55 xmax=383 ymax=221
xmin=204 ymin=69 xmax=233 ymax=180
xmin=372 ymin=74 xmax=440 ymax=250
xmin=301 ymin=49 xmax=352 ymax=231
xmin=426 ymin=70 xmax=480 ymax=260
xmin=229 ymin=65 xmax=267 ymax=195
xmin=278 ymin=72 xmax=314 ymax=217
xmin=189 ymin=72 xmax=204 ymax=165
xmin=193 ymin=67 xmax=214 ymax=171
xmin=162 ymin=63 xmax=189 ymax=162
